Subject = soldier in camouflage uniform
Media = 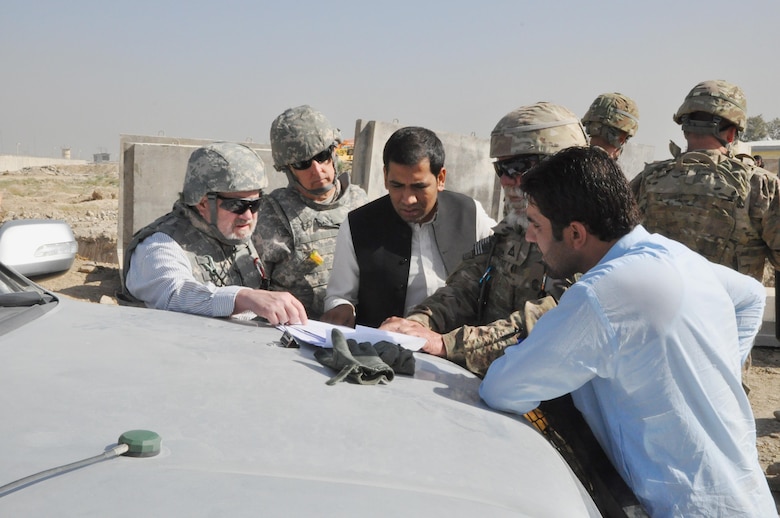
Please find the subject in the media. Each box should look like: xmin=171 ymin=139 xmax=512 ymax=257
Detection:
xmin=630 ymin=80 xmax=780 ymax=282
xmin=124 ymin=142 xmax=307 ymax=325
xmin=582 ymin=92 xmax=639 ymax=159
xmin=254 ymin=105 xmax=368 ymax=319
xmin=380 ymin=102 xmax=587 ymax=377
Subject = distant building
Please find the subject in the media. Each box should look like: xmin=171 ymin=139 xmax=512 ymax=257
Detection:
xmin=93 ymin=152 xmax=111 ymax=163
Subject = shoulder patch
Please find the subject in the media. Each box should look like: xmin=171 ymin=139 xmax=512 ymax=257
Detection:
xmin=464 ymin=235 xmax=496 ymax=260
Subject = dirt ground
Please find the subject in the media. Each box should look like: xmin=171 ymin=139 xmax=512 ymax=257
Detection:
xmin=2 ymin=163 xmax=779 ymax=507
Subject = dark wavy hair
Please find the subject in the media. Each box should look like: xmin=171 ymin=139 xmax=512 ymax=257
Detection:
xmin=521 ymin=146 xmax=639 ymax=241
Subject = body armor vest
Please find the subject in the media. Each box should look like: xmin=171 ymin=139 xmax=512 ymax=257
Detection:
xmin=636 ymin=150 xmax=765 ymax=279
xmin=123 ymin=201 xmax=266 ymax=301
xmin=263 ymin=176 xmax=367 ymax=318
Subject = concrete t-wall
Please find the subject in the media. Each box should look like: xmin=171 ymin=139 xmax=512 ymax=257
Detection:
xmin=118 ymin=125 xmax=505 ymax=270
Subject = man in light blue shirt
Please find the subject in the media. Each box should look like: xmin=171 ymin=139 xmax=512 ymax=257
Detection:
xmin=480 ymin=146 xmax=775 ymax=517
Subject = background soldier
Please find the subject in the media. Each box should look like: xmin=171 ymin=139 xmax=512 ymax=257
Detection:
xmin=124 ymin=142 xmax=306 ymax=325
xmin=255 ymin=105 xmax=368 ymax=319
xmin=630 ymin=79 xmax=780 ymax=282
xmin=581 ymin=92 xmax=640 ymax=159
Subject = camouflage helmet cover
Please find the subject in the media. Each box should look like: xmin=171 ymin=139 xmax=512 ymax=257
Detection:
xmin=270 ymin=105 xmax=342 ymax=170
xmin=490 ymin=102 xmax=588 ymax=158
xmin=582 ymin=92 xmax=639 ymax=138
xmin=673 ymin=80 xmax=747 ymax=131
xmin=181 ymin=142 xmax=268 ymax=205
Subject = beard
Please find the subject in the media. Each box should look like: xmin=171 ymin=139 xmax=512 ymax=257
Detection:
xmin=503 ymin=186 xmax=529 ymax=229
xmin=220 ymin=218 xmax=257 ymax=243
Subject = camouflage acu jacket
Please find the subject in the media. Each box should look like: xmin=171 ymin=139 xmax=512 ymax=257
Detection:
xmin=406 ymin=220 xmax=561 ymax=377
xmin=253 ymin=174 xmax=367 ymax=319
xmin=630 ymin=149 xmax=780 ymax=281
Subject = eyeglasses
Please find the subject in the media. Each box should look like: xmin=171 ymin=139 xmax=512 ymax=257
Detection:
xmin=216 ymin=195 xmax=262 ymax=214
xmin=493 ymin=155 xmax=543 ymax=179
xmin=289 ymin=147 xmax=333 ymax=171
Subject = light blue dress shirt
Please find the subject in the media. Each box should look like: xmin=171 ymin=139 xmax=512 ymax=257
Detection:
xmin=126 ymin=232 xmax=243 ymax=317
xmin=480 ymin=226 xmax=775 ymax=517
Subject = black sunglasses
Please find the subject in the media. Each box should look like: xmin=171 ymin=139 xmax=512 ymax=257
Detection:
xmin=216 ymin=195 xmax=262 ymax=214
xmin=493 ymin=155 xmax=543 ymax=179
xmin=289 ymin=147 xmax=333 ymax=171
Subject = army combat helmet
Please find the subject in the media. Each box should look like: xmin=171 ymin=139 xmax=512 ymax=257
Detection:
xmin=582 ymin=93 xmax=639 ymax=150
xmin=490 ymin=102 xmax=588 ymax=159
xmin=181 ymin=142 xmax=267 ymax=242
xmin=673 ymin=80 xmax=747 ymax=146
xmin=270 ymin=105 xmax=342 ymax=195
xmin=182 ymin=142 xmax=268 ymax=205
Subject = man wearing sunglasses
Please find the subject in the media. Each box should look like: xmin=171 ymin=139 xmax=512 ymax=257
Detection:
xmin=321 ymin=126 xmax=496 ymax=328
xmin=123 ymin=142 xmax=307 ymax=326
xmin=254 ymin=105 xmax=367 ymax=319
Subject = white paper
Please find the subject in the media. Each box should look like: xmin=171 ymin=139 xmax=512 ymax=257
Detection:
xmin=277 ymin=320 xmax=425 ymax=351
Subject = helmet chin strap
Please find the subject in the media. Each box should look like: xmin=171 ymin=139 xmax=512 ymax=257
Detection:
xmin=285 ymin=169 xmax=336 ymax=195
xmin=285 ymin=166 xmax=337 ymax=196
xmin=206 ymin=193 xmax=220 ymax=232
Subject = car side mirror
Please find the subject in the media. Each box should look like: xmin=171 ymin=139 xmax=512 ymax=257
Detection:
xmin=0 ymin=219 xmax=78 ymax=277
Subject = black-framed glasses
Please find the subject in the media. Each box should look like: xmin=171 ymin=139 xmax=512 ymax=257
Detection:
xmin=289 ymin=147 xmax=333 ymax=171
xmin=216 ymin=195 xmax=262 ymax=214
xmin=493 ymin=155 xmax=543 ymax=179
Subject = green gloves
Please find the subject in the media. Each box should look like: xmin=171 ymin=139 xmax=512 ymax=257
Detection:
xmin=314 ymin=329 xmax=415 ymax=385
xmin=373 ymin=341 xmax=415 ymax=376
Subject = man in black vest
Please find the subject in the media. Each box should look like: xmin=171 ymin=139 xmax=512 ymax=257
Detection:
xmin=321 ymin=126 xmax=495 ymax=328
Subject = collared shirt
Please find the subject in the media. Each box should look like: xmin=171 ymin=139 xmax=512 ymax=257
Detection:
xmin=403 ymin=217 xmax=447 ymax=315
xmin=126 ymin=232 xmax=245 ymax=317
xmin=324 ymin=199 xmax=496 ymax=315
xmin=480 ymin=226 xmax=774 ymax=517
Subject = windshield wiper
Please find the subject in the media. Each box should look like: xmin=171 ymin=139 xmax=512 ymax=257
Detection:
xmin=0 ymin=291 xmax=55 ymax=307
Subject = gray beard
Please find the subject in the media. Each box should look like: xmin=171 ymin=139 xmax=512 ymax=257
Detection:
xmin=504 ymin=187 xmax=529 ymax=230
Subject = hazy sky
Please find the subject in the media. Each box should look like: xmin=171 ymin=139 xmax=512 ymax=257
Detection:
xmin=2 ymin=0 xmax=778 ymax=165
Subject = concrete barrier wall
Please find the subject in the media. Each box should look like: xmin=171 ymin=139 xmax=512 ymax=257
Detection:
xmin=0 ymin=155 xmax=89 ymax=172
xmin=118 ymin=126 xmax=505 ymax=269
xmin=118 ymin=125 xmax=654 ymax=269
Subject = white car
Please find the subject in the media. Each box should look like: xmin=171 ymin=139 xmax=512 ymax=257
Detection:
xmin=0 ymin=250 xmax=601 ymax=516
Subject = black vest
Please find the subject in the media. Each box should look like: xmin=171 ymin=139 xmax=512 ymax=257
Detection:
xmin=349 ymin=190 xmax=477 ymax=327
